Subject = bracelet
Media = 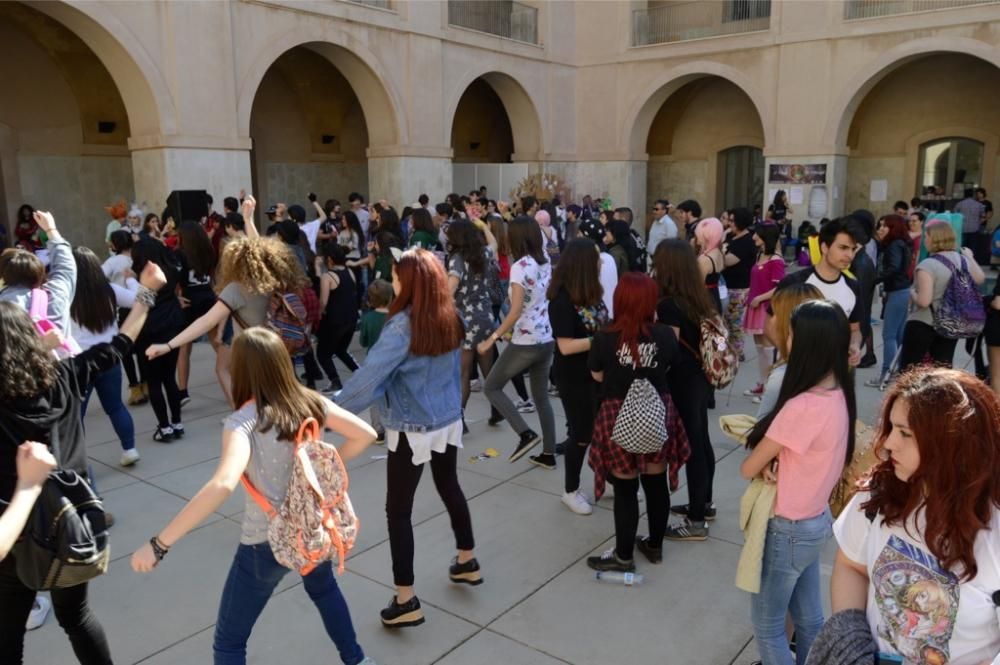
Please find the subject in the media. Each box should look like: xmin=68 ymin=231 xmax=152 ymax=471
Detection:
xmin=134 ymin=285 xmax=157 ymax=308
xmin=149 ymin=536 xmax=169 ymax=562
xmin=166 ymin=341 xmax=173 ymax=351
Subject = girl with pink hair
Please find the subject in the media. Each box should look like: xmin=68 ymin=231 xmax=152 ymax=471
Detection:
xmin=694 ymin=217 xmax=725 ymax=314
xmin=535 ymin=209 xmax=560 ymax=265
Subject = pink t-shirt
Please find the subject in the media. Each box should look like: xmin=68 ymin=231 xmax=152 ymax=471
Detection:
xmin=765 ymin=388 xmax=849 ymax=520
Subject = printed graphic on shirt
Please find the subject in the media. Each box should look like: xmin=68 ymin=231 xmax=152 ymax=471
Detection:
xmin=872 ymin=534 xmax=959 ymax=665
xmin=616 ymin=342 xmax=659 ymax=369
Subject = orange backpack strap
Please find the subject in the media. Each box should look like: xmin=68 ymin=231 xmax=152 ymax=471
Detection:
xmin=240 ymin=474 xmax=277 ymax=518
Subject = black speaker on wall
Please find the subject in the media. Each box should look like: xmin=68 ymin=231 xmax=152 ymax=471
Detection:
xmin=166 ymin=190 xmax=208 ymax=224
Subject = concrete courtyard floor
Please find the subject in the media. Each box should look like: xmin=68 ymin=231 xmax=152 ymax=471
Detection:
xmin=23 ymin=329 xmax=981 ymax=664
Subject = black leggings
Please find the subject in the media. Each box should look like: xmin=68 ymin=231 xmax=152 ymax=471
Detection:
xmin=137 ymin=346 xmax=182 ymax=428
xmin=316 ymin=323 xmax=359 ymax=384
xmin=0 ymin=556 xmax=112 ymax=664
xmin=557 ymin=376 xmax=598 ymax=493
xmin=672 ymin=374 xmax=715 ymax=523
xmin=898 ymin=320 xmax=958 ymax=372
xmin=610 ymin=473 xmax=669 ymax=561
xmin=117 ymin=309 xmax=141 ymax=386
xmin=386 ymin=433 xmax=474 ymax=587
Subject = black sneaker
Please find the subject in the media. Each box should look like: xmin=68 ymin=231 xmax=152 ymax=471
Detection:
xmin=178 ymin=389 xmax=191 ymax=407
xmin=508 ymin=430 xmax=540 ymax=462
xmin=487 ymin=412 xmax=505 ymax=427
xmin=462 ymin=419 xmax=470 ymax=435
xmin=664 ymin=519 xmax=709 ymax=541
xmin=380 ymin=595 xmax=425 ymax=628
xmin=171 ymin=424 xmax=185 ymax=440
xmin=152 ymin=426 xmax=174 ymax=442
xmin=635 ymin=536 xmax=662 ymax=564
xmin=586 ymin=548 xmax=635 ymax=573
xmin=528 ymin=453 xmax=556 ymax=470
xmin=670 ymin=502 xmax=717 ymax=522
xmin=374 ymin=430 xmax=386 ymax=445
xmin=554 ymin=439 xmax=568 ymax=455
xmin=448 ymin=557 xmax=483 ymax=586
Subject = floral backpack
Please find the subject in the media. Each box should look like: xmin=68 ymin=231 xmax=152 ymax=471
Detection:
xmin=680 ymin=315 xmax=739 ymax=390
xmin=241 ymin=416 xmax=358 ymax=575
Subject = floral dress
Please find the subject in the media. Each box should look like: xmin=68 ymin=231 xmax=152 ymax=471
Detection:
xmin=449 ymin=251 xmax=496 ymax=351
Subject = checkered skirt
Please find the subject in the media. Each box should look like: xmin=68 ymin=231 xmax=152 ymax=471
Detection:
xmin=588 ymin=391 xmax=691 ymax=501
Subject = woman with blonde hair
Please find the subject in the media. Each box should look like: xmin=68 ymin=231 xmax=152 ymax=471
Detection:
xmin=694 ymin=217 xmax=725 ymax=314
xmin=132 ymin=327 xmax=376 ymax=665
xmin=756 ymin=282 xmax=824 ymax=416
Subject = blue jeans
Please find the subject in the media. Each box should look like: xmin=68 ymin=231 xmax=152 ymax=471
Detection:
xmin=82 ymin=364 xmax=135 ymax=451
xmin=881 ymin=288 xmax=909 ymax=376
xmin=751 ymin=509 xmax=832 ymax=665
xmin=213 ymin=543 xmax=366 ymax=665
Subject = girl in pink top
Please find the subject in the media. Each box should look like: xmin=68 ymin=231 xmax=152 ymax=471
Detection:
xmin=739 ymin=299 xmax=856 ymax=665
xmin=743 ymin=224 xmax=785 ymax=397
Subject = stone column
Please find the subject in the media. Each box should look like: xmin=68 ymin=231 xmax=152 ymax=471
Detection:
xmin=761 ymin=154 xmax=848 ymax=223
xmin=366 ymin=147 xmax=453 ymax=206
xmin=129 ymin=135 xmax=253 ymax=214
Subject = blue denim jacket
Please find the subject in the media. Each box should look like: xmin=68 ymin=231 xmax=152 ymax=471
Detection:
xmin=335 ymin=309 xmax=462 ymax=433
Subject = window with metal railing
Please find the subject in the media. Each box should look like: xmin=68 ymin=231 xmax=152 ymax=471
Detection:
xmin=447 ymin=0 xmax=539 ymax=44
xmin=632 ymin=0 xmax=771 ymax=47
xmin=844 ymin=0 xmax=999 ymax=20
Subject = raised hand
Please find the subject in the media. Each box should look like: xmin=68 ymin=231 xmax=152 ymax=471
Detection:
xmin=32 ymin=211 xmax=56 ymax=233
xmin=15 ymin=442 xmax=56 ymax=489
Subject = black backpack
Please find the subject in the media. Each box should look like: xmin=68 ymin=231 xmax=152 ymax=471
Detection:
xmin=14 ymin=469 xmax=110 ymax=590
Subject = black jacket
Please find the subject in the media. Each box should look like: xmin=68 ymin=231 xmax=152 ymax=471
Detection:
xmin=0 ymin=335 xmax=132 ymax=507
xmin=876 ymin=238 xmax=912 ymax=292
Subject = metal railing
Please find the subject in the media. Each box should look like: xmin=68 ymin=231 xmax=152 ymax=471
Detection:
xmin=447 ymin=0 xmax=539 ymax=44
xmin=632 ymin=0 xmax=771 ymax=46
xmin=844 ymin=0 xmax=999 ymax=19
xmin=345 ymin=0 xmax=393 ymax=10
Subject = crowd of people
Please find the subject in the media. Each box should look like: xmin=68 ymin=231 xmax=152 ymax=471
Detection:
xmin=0 ymin=184 xmax=998 ymax=665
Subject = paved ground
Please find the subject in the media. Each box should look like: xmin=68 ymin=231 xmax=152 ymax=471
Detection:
xmin=23 ymin=325 xmax=982 ymax=664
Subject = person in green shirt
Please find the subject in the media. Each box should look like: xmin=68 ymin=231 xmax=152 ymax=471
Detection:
xmin=407 ymin=208 xmax=439 ymax=250
xmin=359 ymin=279 xmax=393 ymax=443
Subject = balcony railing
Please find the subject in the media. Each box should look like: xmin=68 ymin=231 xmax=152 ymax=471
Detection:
xmin=447 ymin=0 xmax=539 ymax=45
xmin=844 ymin=0 xmax=1000 ymax=19
xmin=345 ymin=0 xmax=393 ymax=9
xmin=632 ymin=0 xmax=771 ymax=47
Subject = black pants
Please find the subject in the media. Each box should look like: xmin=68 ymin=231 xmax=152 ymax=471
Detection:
xmin=557 ymin=375 xmax=598 ymax=493
xmin=0 ymin=556 xmax=112 ymax=664
xmin=610 ymin=473 xmax=669 ymax=560
xmin=117 ymin=309 xmax=141 ymax=386
xmin=671 ymin=373 xmax=715 ymax=523
xmin=316 ymin=323 xmax=358 ymax=384
xmin=898 ymin=320 xmax=958 ymax=372
xmin=386 ymin=433 xmax=474 ymax=587
xmin=301 ymin=345 xmax=324 ymax=386
xmin=136 ymin=346 xmax=182 ymax=428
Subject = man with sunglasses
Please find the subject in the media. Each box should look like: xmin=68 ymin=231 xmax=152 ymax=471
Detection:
xmin=646 ymin=199 xmax=677 ymax=270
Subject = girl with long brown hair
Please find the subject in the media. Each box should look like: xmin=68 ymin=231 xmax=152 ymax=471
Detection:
xmin=336 ymin=248 xmax=481 ymax=629
xmin=131 ymin=327 xmax=376 ymax=665
xmin=831 ymin=367 xmax=1000 ymax=664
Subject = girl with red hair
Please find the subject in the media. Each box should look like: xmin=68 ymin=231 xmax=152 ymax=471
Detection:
xmin=336 ymin=248 xmax=480 ymax=629
xmin=832 ymin=367 xmax=1000 ymax=664
xmin=586 ymin=272 xmax=690 ymax=572
xmin=866 ymin=214 xmax=913 ymax=388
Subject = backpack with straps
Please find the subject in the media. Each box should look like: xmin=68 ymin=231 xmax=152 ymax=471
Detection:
xmin=928 ymin=253 xmax=986 ymax=339
xmin=681 ymin=315 xmax=740 ymax=390
xmin=264 ymin=292 xmax=311 ymax=356
xmin=241 ymin=416 xmax=358 ymax=575
xmin=612 ymin=367 xmax=668 ymax=455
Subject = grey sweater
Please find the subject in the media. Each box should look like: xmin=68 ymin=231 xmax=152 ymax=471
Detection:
xmin=803 ymin=609 xmax=878 ymax=665
xmin=0 ymin=235 xmax=77 ymax=340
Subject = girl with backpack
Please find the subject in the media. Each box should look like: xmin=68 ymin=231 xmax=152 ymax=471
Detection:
xmin=0 ymin=248 xmax=166 ymax=665
xmin=897 ymin=221 xmax=985 ymax=372
xmin=740 ymin=299 xmax=856 ymax=665
xmin=830 ymin=367 xmax=1000 ymax=665
xmin=131 ymin=327 xmax=377 ymax=665
xmin=336 ymin=248 xmax=480 ymax=629
xmin=653 ymin=239 xmax=718 ymax=541
xmin=317 ymin=242 xmax=359 ymax=393
xmin=586 ymin=273 xmax=689 ymax=572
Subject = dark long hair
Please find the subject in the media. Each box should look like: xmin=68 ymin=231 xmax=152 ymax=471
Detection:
xmin=0 ymin=301 xmax=58 ymax=400
xmin=745 ymin=300 xmax=857 ymax=465
xmin=446 ymin=219 xmax=486 ymax=276
xmin=507 ymin=215 xmax=547 ymax=265
xmin=753 ymin=223 xmax=781 ymax=257
xmin=652 ymin=239 xmax=717 ymax=323
xmin=177 ymin=221 xmax=216 ymax=280
xmin=342 ymin=211 xmax=364 ymax=240
xmin=377 ymin=207 xmax=401 ymax=238
xmin=410 ymin=208 xmax=435 ymax=235
xmin=547 ymin=238 xmax=602 ymax=306
xmin=71 ymin=247 xmax=117 ymax=334
xmin=607 ymin=220 xmax=641 ymax=268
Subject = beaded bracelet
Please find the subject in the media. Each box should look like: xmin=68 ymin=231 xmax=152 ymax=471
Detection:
xmin=149 ymin=536 xmax=169 ymax=562
xmin=134 ymin=286 xmax=157 ymax=308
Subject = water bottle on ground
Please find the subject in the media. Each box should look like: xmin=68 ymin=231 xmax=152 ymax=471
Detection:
xmin=594 ymin=571 xmax=644 ymax=586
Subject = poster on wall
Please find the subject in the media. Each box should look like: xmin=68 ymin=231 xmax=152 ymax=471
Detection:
xmin=768 ymin=163 xmax=827 ymax=184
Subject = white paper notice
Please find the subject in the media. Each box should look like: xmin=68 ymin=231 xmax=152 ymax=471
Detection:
xmin=768 ymin=188 xmax=779 ymax=204
xmin=870 ymin=179 xmax=888 ymax=202
xmin=789 ymin=186 xmax=804 ymax=205
xmin=833 ymin=185 xmax=840 ymax=200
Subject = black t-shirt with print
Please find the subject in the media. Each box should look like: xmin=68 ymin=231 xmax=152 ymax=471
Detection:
xmin=722 ymin=232 xmax=756 ymax=289
xmin=587 ymin=324 xmax=678 ymax=400
xmin=549 ymin=287 xmax=608 ymax=384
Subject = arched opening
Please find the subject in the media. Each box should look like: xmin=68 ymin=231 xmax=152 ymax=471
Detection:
xmin=644 ymin=76 xmax=765 ymax=217
xmin=249 ymin=46 xmax=369 ymax=215
xmin=449 ymin=73 xmax=541 ymax=201
xmin=843 ymin=53 xmax=1000 ymax=213
xmin=0 ymin=1 xmax=134 ymax=251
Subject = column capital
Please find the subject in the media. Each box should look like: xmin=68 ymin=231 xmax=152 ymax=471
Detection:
xmin=127 ymin=135 xmax=253 ymax=152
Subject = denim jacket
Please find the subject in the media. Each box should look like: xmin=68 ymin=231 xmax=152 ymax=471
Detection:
xmin=335 ymin=309 xmax=462 ymax=433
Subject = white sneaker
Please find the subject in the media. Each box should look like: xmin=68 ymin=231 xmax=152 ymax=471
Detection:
xmin=562 ymin=490 xmax=593 ymax=515
xmin=120 ymin=448 xmax=141 ymax=467
xmin=515 ymin=399 xmax=536 ymax=413
xmin=469 ymin=379 xmax=483 ymax=392
xmin=26 ymin=595 xmax=50 ymax=631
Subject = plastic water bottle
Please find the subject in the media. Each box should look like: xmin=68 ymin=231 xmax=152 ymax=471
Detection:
xmin=594 ymin=571 xmax=644 ymax=586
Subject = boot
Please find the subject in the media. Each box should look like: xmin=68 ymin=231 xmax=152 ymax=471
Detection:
xmin=128 ymin=385 xmax=148 ymax=406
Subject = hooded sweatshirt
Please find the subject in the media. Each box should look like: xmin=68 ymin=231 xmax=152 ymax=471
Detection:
xmin=0 ymin=334 xmax=132 ymax=508
xmin=0 ymin=235 xmax=77 ymax=344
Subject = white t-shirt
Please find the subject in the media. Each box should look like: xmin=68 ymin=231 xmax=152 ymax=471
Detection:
xmin=355 ymin=208 xmax=371 ymax=237
xmin=834 ymin=491 xmax=1000 ymax=665
xmin=301 ymin=219 xmax=322 ymax=253
xmin=598 ymin=252 xmax=618 ymax=318
xmin=509 ymin=255 xmax=553 ymax=345
xmin=102 ymin=254 xmax=132 ymax=288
